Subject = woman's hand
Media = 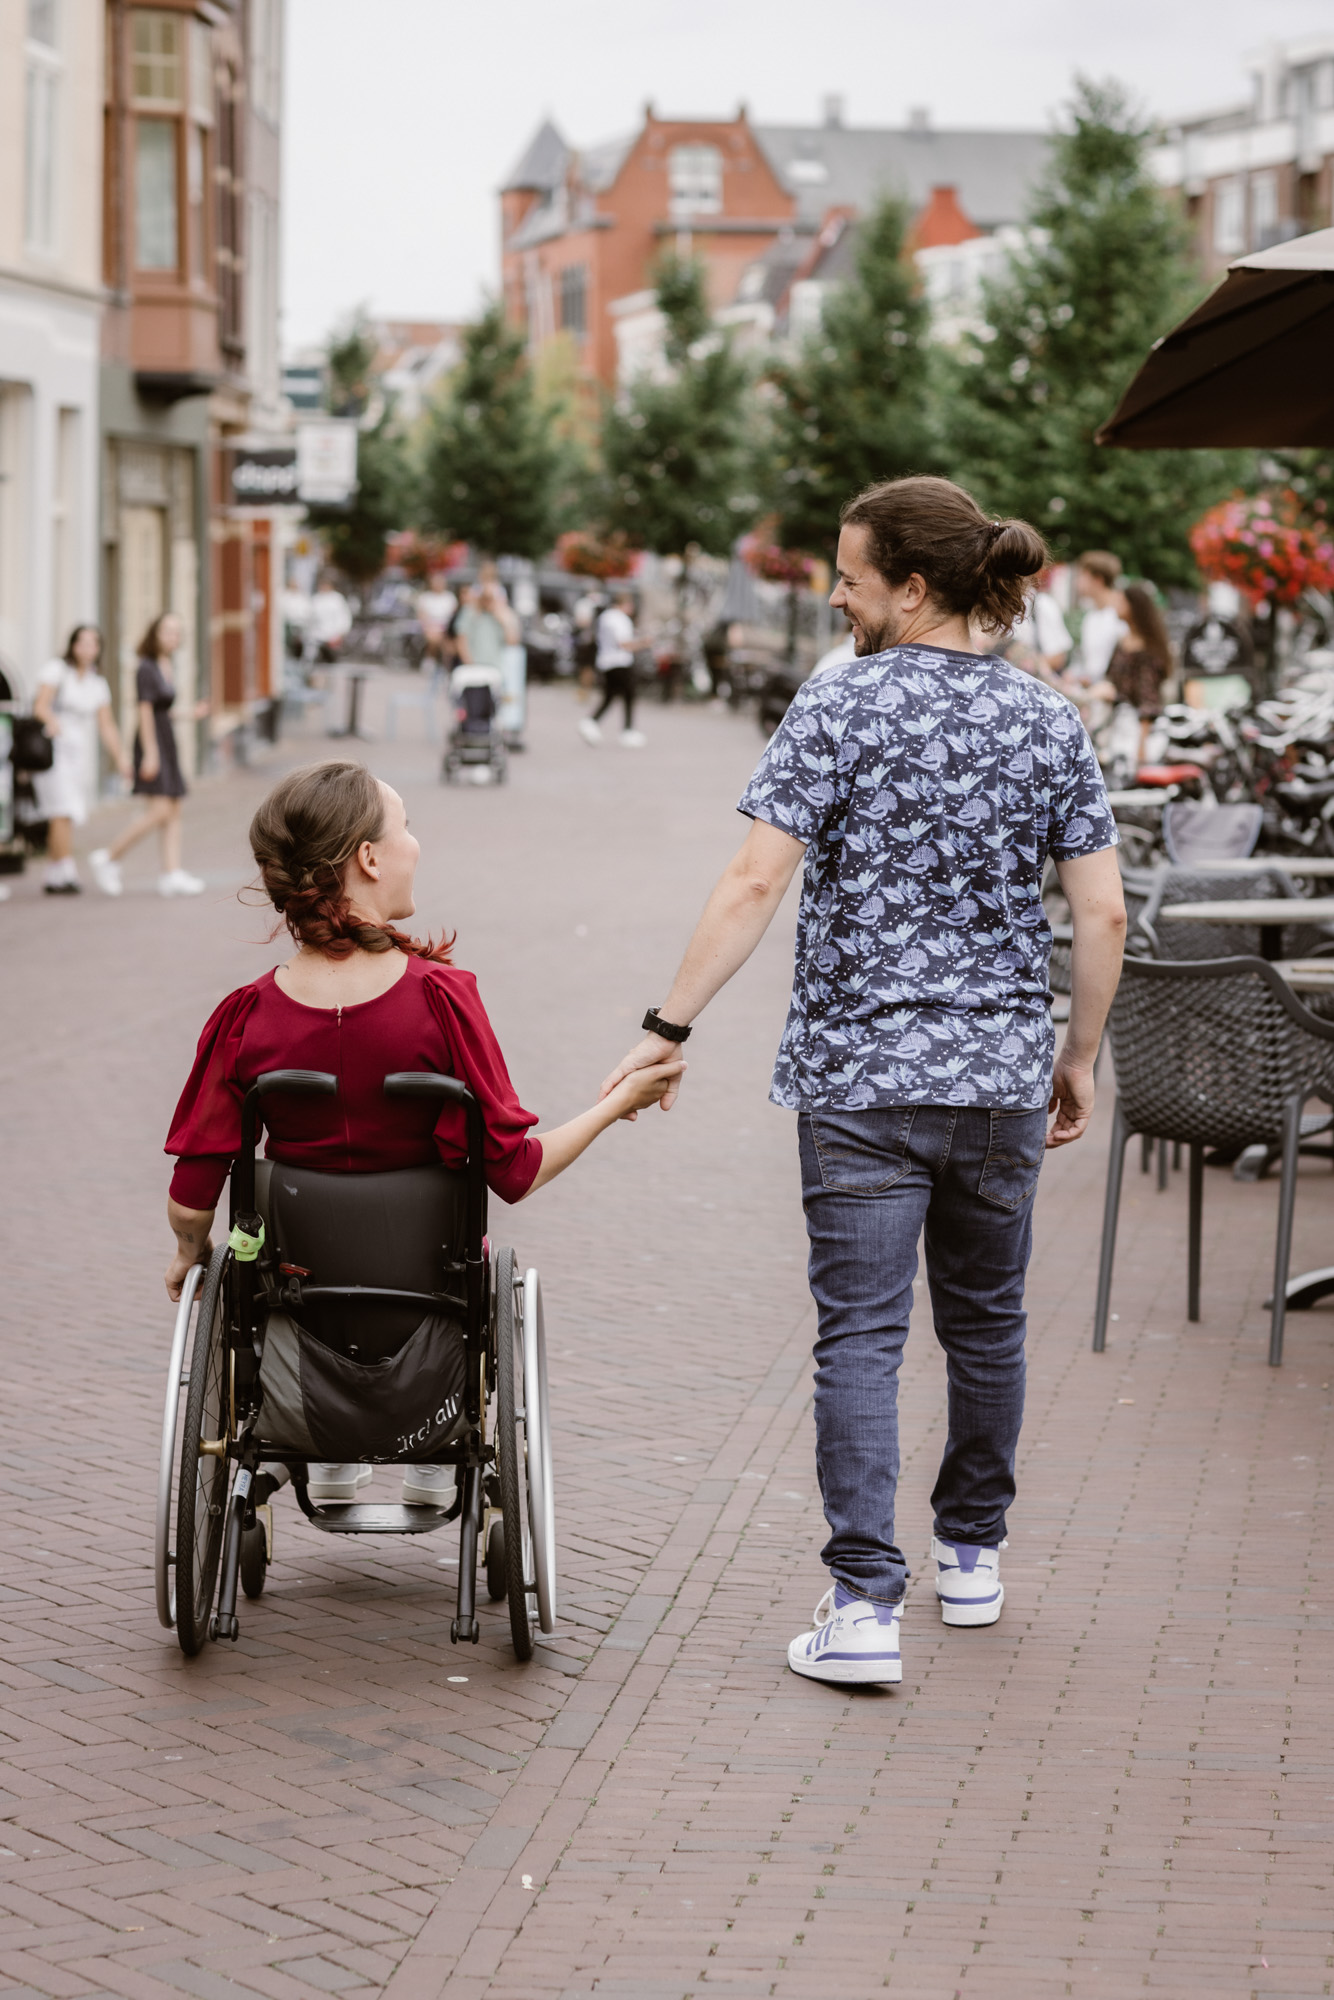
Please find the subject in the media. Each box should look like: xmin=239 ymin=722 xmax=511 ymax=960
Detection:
xmin=165 ymin=1198 xmax=215 ymax=1299
xmin=606 ymin=1058 xmax=686 ymax=1123
xmin=140 ymin=756 xmax=160 ymax=782
xmin=165 ymin=1239 xmax=210 ymax=1301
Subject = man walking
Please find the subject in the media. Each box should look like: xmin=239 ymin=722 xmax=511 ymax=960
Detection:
xmin=603 ymin=476 xmax=1126 ymax=1687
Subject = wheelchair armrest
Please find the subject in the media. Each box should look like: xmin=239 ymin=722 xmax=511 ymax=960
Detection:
xmin=384 ymin=1070 xmax=474 ymax=1108
xmin=257 ymin=1069 xmax=339 ymax=1098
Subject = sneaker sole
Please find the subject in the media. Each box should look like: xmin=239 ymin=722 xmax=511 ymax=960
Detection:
xmin=938 ymin=1585 xmax=1004 ymax=1628
xmin=787 ymin=1648 xmax=902 ymax=1686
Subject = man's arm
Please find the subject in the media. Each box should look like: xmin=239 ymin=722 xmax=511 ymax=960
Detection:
xmin=1047 ymin=845 xmax=1126 ymax=1148
xmin=600 ymin=817 xmax=806 ymax=1111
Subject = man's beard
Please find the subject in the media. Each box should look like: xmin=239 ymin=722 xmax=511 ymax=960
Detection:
xmin=853 ymin=608 xmax=902 ymax=656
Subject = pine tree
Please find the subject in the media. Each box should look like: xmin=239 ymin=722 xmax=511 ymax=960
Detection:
xmin=944 ymin=79 xmax=1248 ymax=584
xmin=597 ymin=254 xmax=759 ymax=561
xmin=767 ymin=197 xmax=934 ymax=558
xmin=422 ymin=303 xmax=563 ymax=560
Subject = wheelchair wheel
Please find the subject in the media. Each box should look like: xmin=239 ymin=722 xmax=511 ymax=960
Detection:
xmin=155 ymin=1261 xmax=204 ymax=1629
xmin=175 ymin=1246 xmax=231 ymax=1656
xmin=493 ymin=1246 xmax=536 ymax=1660
xmin=520 ymin=1266 xmax=557 ymax=1633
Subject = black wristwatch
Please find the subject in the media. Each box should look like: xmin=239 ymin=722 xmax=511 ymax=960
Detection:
xmin=643 ymin=1006 xmax=692 ymax=1044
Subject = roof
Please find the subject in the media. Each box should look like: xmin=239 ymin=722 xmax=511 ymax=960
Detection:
xmin=502 ymin=119 xmax=569 ymax=194
xmin=1235 ymin=226 xmax=1334 ymax=271
xmin=753 ymin=123 xmax=1051 ymax=232
xmin=578 ymin=134 xmax=635 ymax=194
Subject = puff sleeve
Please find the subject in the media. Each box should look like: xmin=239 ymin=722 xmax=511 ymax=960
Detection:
xmin=418 ymin=966 xmax=542 ymax=1203
xmin=164 ymin=984 xmax=262 ymax=1207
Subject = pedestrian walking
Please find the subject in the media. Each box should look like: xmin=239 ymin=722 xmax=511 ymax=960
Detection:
xmin=414 ymin=571 xmax=458 ymax=669
xmin=601 ymin=475 xmax=1126 ymax=1688
xmin=90 ymin=612 xmax=209 ymax=898
xmin=579 ymin=591 xmax=645 ymax=747
xmin=31 ymin=625 xmax=130 ymax=894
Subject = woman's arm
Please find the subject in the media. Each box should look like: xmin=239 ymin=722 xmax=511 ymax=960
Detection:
xmin=33 ymin=682 xmax=59 ymax=734
xmin=98 ymin=703 xmax=131 ymax=779
xmin=166 ymin=1197 xmax=215 ymax=1300
xmin=138 ymin=699 xmax=160 ymax=778
xmin=519 ymin=1060 xmax=684 ymax=1197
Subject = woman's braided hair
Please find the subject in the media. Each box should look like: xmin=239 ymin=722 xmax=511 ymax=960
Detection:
xmin=248 ymin=760 xmax=452 ymax=962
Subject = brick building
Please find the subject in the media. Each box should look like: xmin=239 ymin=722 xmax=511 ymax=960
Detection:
xmin=1153 ymin=38 xmax=1334 ymax=280
xmin=500 ymin=100 xmax=1049 ymax=386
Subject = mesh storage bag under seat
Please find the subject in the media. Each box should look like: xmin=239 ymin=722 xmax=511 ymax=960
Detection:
xmin=253 ymin=1161 xmax=470 ymax=1463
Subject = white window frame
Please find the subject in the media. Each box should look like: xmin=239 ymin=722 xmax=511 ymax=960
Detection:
xmin=24 ymin=2 xmax=62 ymax=257
xmin=1250 ymin=171 xmax=1279 ymax=250
xmin=1213 ymin=177 xmax=1246 ymax=257
xmin=668 ymin=144 xmax=723 ymax=219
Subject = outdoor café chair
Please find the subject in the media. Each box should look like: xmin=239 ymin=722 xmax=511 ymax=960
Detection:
xmin=1092 ymin=954 xmax=1334 ymax=1365
xmin=1162 ymin=799 xmax=1262 ymax=866
xmin=1136 ymin=863 xmax=1323 ymax=960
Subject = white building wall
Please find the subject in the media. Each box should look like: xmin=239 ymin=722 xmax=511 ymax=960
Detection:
xmin=0 ymin=0 xmax=102 ymax=695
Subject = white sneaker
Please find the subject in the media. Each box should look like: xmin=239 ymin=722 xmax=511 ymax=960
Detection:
xmin=89 ymin=849 xmax=123 ymax=897
xmin=932 ymin=1535 xmax=1005 ymax=1626
xmin=620 ymin=729 xmax=647 ymax=748
xmin=307 ymin=1463 xmax=372 ymax=1504
xmin=578 ymin=717 xmax=602 ymax=745
xmin=787 ymin=1581 xmax=903 ymax=1686
xmin=158 ymin=869 xmax=206 ymax=897
xmin=401 ymin=1464 xmax=456 ymax=1507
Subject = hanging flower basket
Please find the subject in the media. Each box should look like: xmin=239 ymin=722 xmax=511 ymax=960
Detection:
xmin=386 ymin=532 xmax=470 ymax=581
xmin=555 ymin=529 xmax=640 ymax=579
xmin=738 ymin=529 xmax=815 ymax=587
xmin=1189 ymin=490 xmax=1334 ymax=608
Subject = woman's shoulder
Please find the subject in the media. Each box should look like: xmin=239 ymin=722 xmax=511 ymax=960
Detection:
xmin=409 ymin=956 xmax=480 ymax=1000
xmin=202 ymin=969 xmax=277 ymax=1027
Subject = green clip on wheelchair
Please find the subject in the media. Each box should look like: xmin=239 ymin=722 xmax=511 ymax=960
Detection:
xmin=154 ymin=1070 xmax=555 ymax=1659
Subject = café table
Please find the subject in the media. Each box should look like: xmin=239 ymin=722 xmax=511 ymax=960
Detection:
xmin=1156 ymin=896 xmax=1334 ymax=962
xmin=1186 ymin=857 xmax=1334 ymax=879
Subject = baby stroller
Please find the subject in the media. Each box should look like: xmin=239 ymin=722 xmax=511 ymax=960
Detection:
xmin=443 ymin=666 xmax=507 ymax=784
xmin=155 ymin=1069 xmax=555 ymax=1660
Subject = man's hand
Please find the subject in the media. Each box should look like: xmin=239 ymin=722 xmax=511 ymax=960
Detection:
xmin=1047 ymin=1057 xmax=1095 ymax=1148
xmin=601 ymin=1032 xmax=685 ymax=1114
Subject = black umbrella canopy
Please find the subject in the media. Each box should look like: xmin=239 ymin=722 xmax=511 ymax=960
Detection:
xmin=1096 ymin=227 xmax=1334 ymax=449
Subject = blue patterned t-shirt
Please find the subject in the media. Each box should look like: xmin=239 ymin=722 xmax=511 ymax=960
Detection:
xmin=737 ymin=642 xmax=1118 ymax=1111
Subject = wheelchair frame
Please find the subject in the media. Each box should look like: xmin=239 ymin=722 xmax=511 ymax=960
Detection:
xmin=155 ymin=1068 xmax=556 ymax=1659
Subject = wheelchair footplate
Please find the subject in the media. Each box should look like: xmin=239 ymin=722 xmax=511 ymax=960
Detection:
xmin=300 ymin=1501 xmax=459 ymax=1535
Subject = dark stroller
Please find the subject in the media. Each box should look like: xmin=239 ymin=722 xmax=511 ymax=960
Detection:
xmin=155 ymin=1070 xmax=555 ymax=1659
xmin=443 ymin=666 xmax=507 ymax=784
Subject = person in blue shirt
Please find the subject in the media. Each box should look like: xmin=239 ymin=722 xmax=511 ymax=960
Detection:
xmin=602 ymin=475 xmax=1126 ymax=1688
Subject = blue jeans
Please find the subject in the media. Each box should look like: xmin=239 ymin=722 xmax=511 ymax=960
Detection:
xmin=797 ymin=1103 xmax=1047 ymax=1605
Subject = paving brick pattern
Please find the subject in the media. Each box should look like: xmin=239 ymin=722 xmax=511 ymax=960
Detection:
xmin=2 ymin=678 xmax=1333 ymax=1999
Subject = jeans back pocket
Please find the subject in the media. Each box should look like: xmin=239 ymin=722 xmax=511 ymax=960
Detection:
xmin=977 ymin=1108 xmax=1047 ymax=1211
xmin=807 ymin=1106 xmax=916 ymax=1193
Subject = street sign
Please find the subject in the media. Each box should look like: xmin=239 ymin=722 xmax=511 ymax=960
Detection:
xmin=230 ymin=445 xmax=299 ymax=505
xmin=297 ymin=420 xmax=358 ymax=505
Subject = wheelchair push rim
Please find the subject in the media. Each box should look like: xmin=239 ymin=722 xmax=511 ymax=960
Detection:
xmin=174 ymin=1245 xmax=231 ymax=1656
xmin=521 ymin=1266 xmax=557 ymax=1633
xmin=155 ymin=1260 xmax=203 ymax=1629
xmin=493 ymin=1246 xmax=536 ymax=1659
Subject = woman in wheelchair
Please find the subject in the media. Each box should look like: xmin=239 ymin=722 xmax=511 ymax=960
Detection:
xmin=163 ymin=759 xmax=681 ymax=1513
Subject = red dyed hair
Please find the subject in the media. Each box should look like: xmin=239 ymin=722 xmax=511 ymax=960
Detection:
xmin=248 ymin=761 xmax=453 ymax=963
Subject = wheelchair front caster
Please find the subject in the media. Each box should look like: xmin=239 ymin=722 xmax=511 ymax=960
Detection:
xmin=450 ymin=1616 xmax=480 ymax=1645
xmin=209 ymin=1613 xmax=240 ymax=1642
xmin=240 ymin=1509 xmax=270 ymax=1600
xmin=485 ymin=1520 xmax=506 ymax=1602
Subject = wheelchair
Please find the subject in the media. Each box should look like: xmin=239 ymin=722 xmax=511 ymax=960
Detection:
xmin=443 ymin=668 xmax=507 ymax=785
xmin=155 ymin=1070 xmax=555 ymax=1660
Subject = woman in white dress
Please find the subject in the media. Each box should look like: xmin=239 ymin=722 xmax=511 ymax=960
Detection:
xmin=31 ymin=626 xmax=130 ymax=895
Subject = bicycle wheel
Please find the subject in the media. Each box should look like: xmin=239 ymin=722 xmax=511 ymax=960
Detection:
xmin=175 ymin=1246 xmax=231 ymax=1656
xmin=493 ymin=1246 xmax=536 ymax=1660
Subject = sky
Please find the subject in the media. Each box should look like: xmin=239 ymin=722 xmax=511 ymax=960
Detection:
xmin=282 ymin=0 xmax=1334 ymax=351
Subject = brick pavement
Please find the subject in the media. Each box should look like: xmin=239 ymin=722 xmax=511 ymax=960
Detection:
xmin=1 ymin=675 xmax=1333 ymax=1999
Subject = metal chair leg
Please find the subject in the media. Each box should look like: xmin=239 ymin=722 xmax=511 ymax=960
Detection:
xmin=1094 ymin=1103 xmax=1130 ymax=1352
xmin=1187 ymin=1143 xmax=1204 ymax=1322
xmin=1140 ymin=1132 xmax=1153 ymax=1175
xmin=1158 ymin=1137 xmax=1170 ymax=1191
xmin=1270 ymin=1095 xmax=1305 ymax=1367
xmin=1173 ymin=1142 xmax=1182 ymax=1171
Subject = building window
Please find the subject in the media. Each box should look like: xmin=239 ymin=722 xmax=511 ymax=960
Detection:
xmin=135 ymin=117 xmax=178 ymax=269
xmin=1213 ymin=177 xmax=1245 ymax=256
xmin=558 ymin=264 xmax=587 ymax=338
xmin=669 ymin=144 xmax=723 ymax=218
xmin=1250 ymin=171 xmax=1279 ymax=249
xmin=131 ymin=9 xmax=181 ymax=104
xmin=24 ymin=0 xmax=61 ymax=254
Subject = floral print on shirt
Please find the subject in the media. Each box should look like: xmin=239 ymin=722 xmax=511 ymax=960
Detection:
xmin=737 ymin=642 xmax=1118 ymax=1111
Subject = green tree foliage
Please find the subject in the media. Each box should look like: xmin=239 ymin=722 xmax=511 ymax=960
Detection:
xmin=767 ymin=198 xmax=934 ymax=558
xmin=422 ymin=303 xmax=562 ymax=560
xmin=306 ymin=311 xmax=415 ymax=581
xmin=598 ymin=254 xmax=759 ymax=559
xmin=943 ymin=79 xmax=1247 ymax=585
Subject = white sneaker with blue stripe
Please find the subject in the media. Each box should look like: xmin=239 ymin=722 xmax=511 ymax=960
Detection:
xmin=787 ymin=1581 xmax=903 ymax=1685
xmin=932 ymin=1536 xmax=1005 ymax=1626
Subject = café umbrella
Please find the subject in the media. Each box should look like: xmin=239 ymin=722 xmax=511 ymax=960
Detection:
xmin=1095 ymin=226 xmax=1334 ymax=450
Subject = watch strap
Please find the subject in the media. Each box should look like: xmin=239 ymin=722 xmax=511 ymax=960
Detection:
xmin=643 ymin=1007 xmax=691 ymax=1043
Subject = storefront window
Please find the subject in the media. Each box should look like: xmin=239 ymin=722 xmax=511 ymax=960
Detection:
xmin=135 ymin=116 xmax=178 ymax=269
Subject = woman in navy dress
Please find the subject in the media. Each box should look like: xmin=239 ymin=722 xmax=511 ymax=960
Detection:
xmin=90 ymin=612 xmax=210 ymax=897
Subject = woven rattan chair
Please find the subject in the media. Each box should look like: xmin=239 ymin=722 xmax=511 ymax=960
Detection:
xmin=1138 ymin=864 xmax=1307 ymax=960
xmin=1093 ymin=954 xmax=1334 ymax=1365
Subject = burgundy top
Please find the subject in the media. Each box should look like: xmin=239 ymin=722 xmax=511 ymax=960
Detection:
xmin=166 ymin=957 xmax=542 ymax=1209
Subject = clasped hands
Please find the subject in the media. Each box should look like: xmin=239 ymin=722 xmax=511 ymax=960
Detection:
xmin=600 ymin=1032 xmax=687 ymax=1120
